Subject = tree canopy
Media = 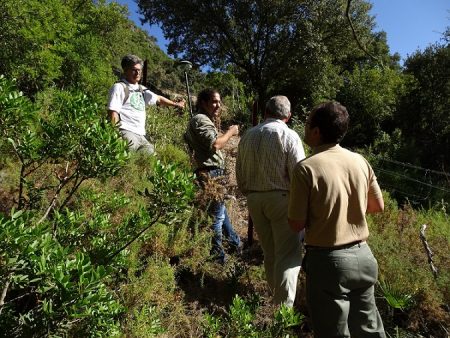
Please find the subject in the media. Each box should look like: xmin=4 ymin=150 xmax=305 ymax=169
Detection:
xmin=0 ymin=0 xmax=184 ymax=100
xmin=137 ymin=0 xmax=393 ymax=107
xmin=396 ymin=42 xmax=450 ymax=171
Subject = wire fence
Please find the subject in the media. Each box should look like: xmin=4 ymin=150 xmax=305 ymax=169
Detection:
xmin=368 ymin=155 xmax=449 ymax=209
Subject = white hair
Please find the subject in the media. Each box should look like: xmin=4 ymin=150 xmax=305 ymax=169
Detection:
xmin=265 ymin=95 xmax=291 ymax=119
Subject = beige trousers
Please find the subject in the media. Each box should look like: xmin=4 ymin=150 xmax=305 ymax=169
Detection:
xmin=247 ymin=191 xmax=302 ymax=307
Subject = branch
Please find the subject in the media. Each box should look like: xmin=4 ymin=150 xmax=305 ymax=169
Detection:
xmin=0 ymin=277 xmax=11 ymax=315
xmin=37 ymin=163 xmax=74 ymax=226
xmin=441 ymin=164 xmax=449 ymax=186
xmin=345 ymin=0 xmax=382 ymax=65
xmin=18 ymin=163 xmax=27 ymax=209
xmin=419 ymin=224 xmax=438 ymax=279
xmin=22 ymin=156 xmax=51 ymax=178
xmin=58 ymin=175 xmax=85 ymax=212
xmin=3 ymin=134 xmax=27 ymax=210
xmin=105 ymin=210 xmax=163 ymax=263
xmin=38 ymin=186 xmax=63 ymax=226
xmin=2 ymin=290 xmax=34 ymax=306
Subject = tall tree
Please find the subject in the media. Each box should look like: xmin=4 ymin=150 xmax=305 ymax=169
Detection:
xmin=137 ymin=0 xmax=384 ymax=107
xmin=336 ymin=66 xmax=407 ymax=149
xmin=396 ymin=39 xmax=450 ymax=171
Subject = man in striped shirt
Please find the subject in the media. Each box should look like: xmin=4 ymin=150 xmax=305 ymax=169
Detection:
xmin=236 ymin=95 xmax=305 ymax=307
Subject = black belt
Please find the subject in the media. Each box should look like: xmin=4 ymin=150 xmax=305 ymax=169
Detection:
xmin=305 ymin=240 xmax=365 ymax=251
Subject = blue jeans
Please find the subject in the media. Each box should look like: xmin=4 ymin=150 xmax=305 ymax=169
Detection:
xmin=209 ymin=200 xmax=241 ymax=262
xmin=199 ymin=168 xmax=241 ymax=263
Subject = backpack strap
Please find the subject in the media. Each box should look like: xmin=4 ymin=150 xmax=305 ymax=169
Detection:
xmin=117 ymin=80 xmax=144 ymax=105
xmin=117 ymin=80 xmax=130 ymax=105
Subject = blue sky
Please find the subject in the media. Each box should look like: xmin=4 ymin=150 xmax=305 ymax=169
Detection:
xmin=116 ymin=0 xmax=449 ymax=64
xmin=370 ymin=0 xmax=448 ymax=62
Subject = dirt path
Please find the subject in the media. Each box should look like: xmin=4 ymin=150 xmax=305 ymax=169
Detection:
xmin=222 ymin=135 xmax=252 ymax=243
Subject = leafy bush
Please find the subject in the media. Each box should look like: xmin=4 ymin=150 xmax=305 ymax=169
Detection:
xmin=0 ymin=77 xmax=132 ymax=336
xmin=0 ymin=77 xmax=129 ymax=215
xmin=157 ymin=143 xmax=191 ymax=170
xmin=378 ymin=279 xmax=415 ymax=315
xmin=0 ymin=211 xmax=123 ymax=337
xmin=147 ymin=106 xmax=190 ymax=150
xmin=126 ymin=305 xmax=166 ymax=337
xmin=228 ymin=294 xmax=258 ymax=337
xmin=146 ymin=160 xmax=196 ymax=214
xmin=270 ymin=304 xmax=304 ymax=337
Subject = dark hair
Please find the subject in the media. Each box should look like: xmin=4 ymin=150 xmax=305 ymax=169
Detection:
xmin=121 ymin=54 xmax=143 ymax=70
xmin=310 ymin=101 xmax=349 ymax=144
xmin=195 ymin=88 xmax=219 ymax=112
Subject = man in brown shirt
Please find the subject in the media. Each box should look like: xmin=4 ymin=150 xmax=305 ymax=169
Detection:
xmin=288 ymin=101 xmax=385 ymax=337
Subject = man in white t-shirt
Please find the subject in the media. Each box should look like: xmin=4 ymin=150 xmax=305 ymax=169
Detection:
xmin=107 ymin=54 xmax=185 ymax=154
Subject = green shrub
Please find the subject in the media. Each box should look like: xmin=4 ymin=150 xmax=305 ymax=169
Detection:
xmin=0 ymin=77 xmax=129 ymax=215
xmin=0 ymin=77 xmax=131 ymax=336
xmin=227 ymin=295 xmax=258 ymax=337
xmin=121 ymin=256 xmax=179 ymax=336
xmin=378 ymin=279 xmax=415 ymax=312
xmin=147 ymin=106 xmax=189 ymax=150
xmin=0 ymin=211 xmax=123 ymax=337
xmin=202 ymin=295 xmax=304 ymax=337
xmin=126 ymin=305 xmax=166 ymax=337
xmin=157 ymin=143 xmax=191 ymax=171
xmin=203 ymin=312 xmax=223 ymax=338
xmin=271 ymin=304 xmax=304 ymax=337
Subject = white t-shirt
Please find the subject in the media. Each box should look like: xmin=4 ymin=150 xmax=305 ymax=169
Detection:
xmin=107 ymin=80 xmax=158 ymax=135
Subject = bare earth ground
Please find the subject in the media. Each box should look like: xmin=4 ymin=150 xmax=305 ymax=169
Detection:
xmin=222 ymin=135 xmax=249 ymax=242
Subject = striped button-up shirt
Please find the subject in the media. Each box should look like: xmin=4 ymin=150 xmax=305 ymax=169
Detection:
xmin=236 ymin=118 xmax=305 ymax=194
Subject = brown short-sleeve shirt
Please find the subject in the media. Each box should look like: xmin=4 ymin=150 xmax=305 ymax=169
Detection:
xmin=288 ymin=144 xmax=382 ymax=247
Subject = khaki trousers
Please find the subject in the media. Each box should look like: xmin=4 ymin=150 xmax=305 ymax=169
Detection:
xmin=247 ymin=191 xmax=302 ymax=306
xmin=120 ymin=129 xmax=155 ymax=155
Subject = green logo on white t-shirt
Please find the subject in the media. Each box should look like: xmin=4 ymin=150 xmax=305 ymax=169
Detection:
xmin=130 ymin=92 xmax=145 ymax=111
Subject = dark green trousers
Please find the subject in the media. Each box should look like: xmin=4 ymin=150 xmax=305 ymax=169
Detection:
xmin=304 ymin=242 xmax=385 ymax=337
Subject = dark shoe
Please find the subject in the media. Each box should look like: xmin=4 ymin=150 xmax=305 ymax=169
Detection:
xmin=215 ymin=255 xmax=227 ymax=265
xmin=229 ymin=242 xmax=243 ymax=256
xmin=236 ymin=244 xmax=243 ymax=255
xmin=210 ymin=251 xmax=227 ymax=265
